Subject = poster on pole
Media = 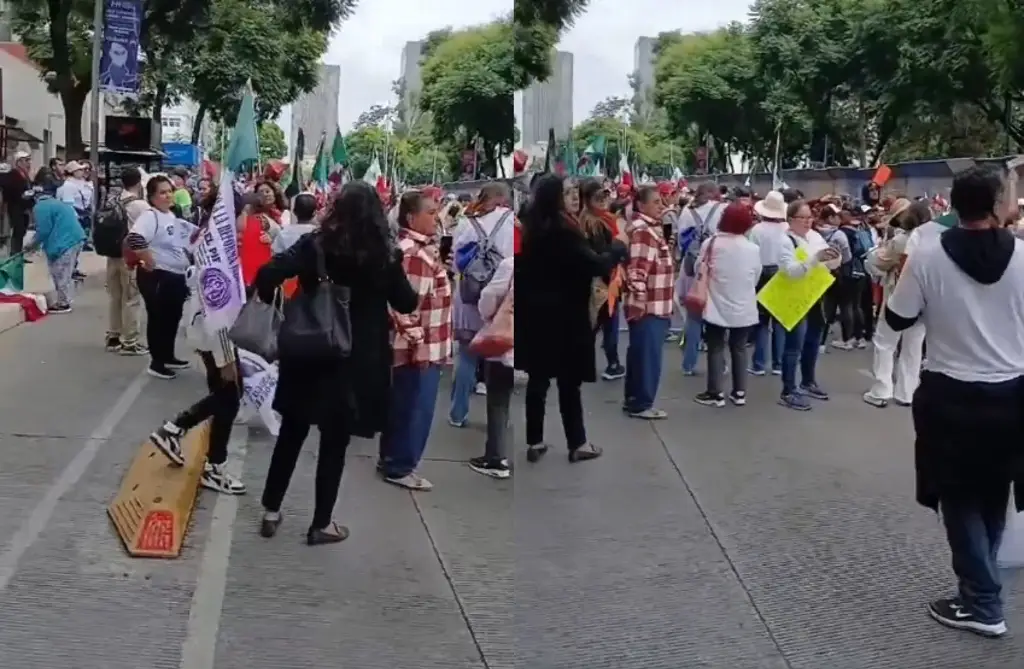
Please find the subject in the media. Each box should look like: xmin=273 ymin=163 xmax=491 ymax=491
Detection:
xmin=99 ymin=0 xmax=142 ymax=95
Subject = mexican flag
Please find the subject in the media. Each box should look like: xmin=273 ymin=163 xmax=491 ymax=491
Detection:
xmin=0 ymin=253 xmax=46 ymax=322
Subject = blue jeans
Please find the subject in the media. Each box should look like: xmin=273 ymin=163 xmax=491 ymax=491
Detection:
xmin=625 ymin=315 xmax=670 ymax=412
xmin=601 ymin=304 xmax=621 ymax=367
xmin=448 ymin=343 xmax=478 ymax=424
xmin=681 ymin=315 xmax=702 ymax=373
xmin=379 ymin=364 xmax=442 ymax=478
xmin=752 ymin=318 xmax=785 ymax=372
xmin=801 ymin=314 xmax=824 ymax=387
xmin=941 ymin=485 xmax=1011 ymax=624
xmin=780 ymin=319 xmax=808 ymax=395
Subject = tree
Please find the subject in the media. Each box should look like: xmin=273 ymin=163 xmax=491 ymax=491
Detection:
xmin=512 ymin=0 xmax=588 ymax=88
xmin=258 ymin=122 xmax=287 ymax=162
xmin=185 ymin=0 xmax=347 ymax=143
xmin=353 ymin=104 xmax=395 ymax=130
xmin=11 ymin=0 xmax=211 ymax=156
xmin=419 ymin=22 xmax=515 ymax=178
xmin=589 ymin=97 xmax=631 ymax=121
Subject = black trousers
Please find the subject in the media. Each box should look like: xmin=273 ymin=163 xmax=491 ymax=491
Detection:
xmin=173 ymin=351 xmax=241 ymax=465
xmin=137 ymin=268 xmax=188 ymax=367
xmin=822 ymin=276 xmax=864 ymax=343
xmin=859 ymin=278 xmax=877 ymax=340
xmin=261 ymin=416 xmax=351 ymax=530
xmin=8 ymin=209 xmax=27 ymax=255
xmin=525 ymin=375 xmax=586 ymax=450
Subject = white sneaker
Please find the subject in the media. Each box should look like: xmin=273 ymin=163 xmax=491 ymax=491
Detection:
xmin=473 ymin=382 xmax=487 ymax=396
xmin=201 ymin=462 xmax=246 ymax=495
xmin=831 ymin=339 xmax=854 ymax=351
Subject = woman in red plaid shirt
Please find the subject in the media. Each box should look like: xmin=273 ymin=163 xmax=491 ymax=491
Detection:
xmin=378 ymin=190 xmax=453 ymax=491
xmin=623 ymin=185 xmax=675 ymax=420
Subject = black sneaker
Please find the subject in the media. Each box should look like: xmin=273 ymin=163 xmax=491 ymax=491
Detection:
xmin=601 ymin=363 xmax=626 ymax=381
xmin=166 ymin=358 xmax=191 ymax=370
xmin=729 ymin=391 xmax=747 ymax=406
xmin=694 ymin=391 xmax=726 ymax=407
xmin=149 ymin=421 xmax=185 ymax=466
xmin=469 ymin=456 xmax=511 ymax=479
xmin=105 ymin=336 xmax=121 ymax=352
xmin=526 ymin=443 xmax=549 ymax=463
xmin=928 ymin=598 xmax=1007 ymax=637
xmin=147 ymin=364 xmax=176 ymax=380
xmin=49 ymin=303 xmax=72 ymax=314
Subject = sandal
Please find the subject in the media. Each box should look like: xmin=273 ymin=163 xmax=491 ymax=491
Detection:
xmin=568 ymin=443 xmax=603 ymax=463
xmin=307 ymin=522 xmax=350 ymax=546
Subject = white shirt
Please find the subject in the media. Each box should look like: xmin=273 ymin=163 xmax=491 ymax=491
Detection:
xmin=56 ymin=177 xmax=92 ymax=211
xmin=452 ymin=207 xmax=515 ymax=259
xmin=903 ymin=220 xmax=946 ymax=259
xmin=697 ymin=233 xmax=761 ymax=328
xmin=749 ymin=220 xmax=790 ymax=266
xmin=679 ymin=201 xmax=725 ymax=236
xmin=130 ymin=209 xmax=195 ymax=274
xmin=779 ymin=228 xmax=838 ymax=278
xmin=888 ymin=235 xmax=1024 ymax=383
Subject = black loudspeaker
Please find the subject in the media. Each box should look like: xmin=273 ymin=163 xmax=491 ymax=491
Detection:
xmin=104 ymin=116 xmax=153 ymax=151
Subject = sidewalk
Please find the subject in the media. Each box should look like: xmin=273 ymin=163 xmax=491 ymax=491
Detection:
xmin=0 ymin=249 xmax=107 ymax=334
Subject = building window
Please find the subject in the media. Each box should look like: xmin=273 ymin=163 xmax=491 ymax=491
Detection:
xmin=163 ymin=117 xmax=182 ymax=129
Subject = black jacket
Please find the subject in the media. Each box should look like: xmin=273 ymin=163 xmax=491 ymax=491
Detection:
xmin=254 ymin=232 xmax=418 ymax=436
xmin=516 ymin=220 xmax=625 ymax=383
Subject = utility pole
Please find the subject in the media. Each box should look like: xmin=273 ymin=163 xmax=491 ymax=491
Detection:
xmin=89 ymin=0 xmax=103 ymax=218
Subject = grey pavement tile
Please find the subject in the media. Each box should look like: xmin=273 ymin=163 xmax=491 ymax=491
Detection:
xmin=416 ymin=456 xmax=514 ymax=669
xmin=511 ymin=397 xmax=788 ymax=669
xmin=212 ymin=443 xmax=485 ymax=669
xmin=648 ymin=351 xmax=1024 ymax=668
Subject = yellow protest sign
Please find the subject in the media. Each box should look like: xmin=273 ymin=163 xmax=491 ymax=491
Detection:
xmin=757 ymin=248 xmax=835 ymax=331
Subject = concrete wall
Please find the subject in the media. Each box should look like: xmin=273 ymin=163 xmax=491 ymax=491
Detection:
xmin=0 ymin=49 xmax=65 ymax=166
xmin=682 ymin=158 xmax=998 ymax=200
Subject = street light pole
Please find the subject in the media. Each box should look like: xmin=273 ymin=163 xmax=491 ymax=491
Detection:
xmin=89 ymin=0 xmax=103 ymax=218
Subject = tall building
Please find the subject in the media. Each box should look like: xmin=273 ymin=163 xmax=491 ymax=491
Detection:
xmin=290 ymin=64 xmax=340 ymax=147
xmin=399 ymin=41 xmax=424 ymax=120
xmin=633 ymin=36 xmax=656 ymax=115
xmin=521 ymin=51 xmax=573 ymax=148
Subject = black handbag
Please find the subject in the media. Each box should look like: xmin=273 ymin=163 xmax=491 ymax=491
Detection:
xmin=277 ymin=235 xmax=353 ymax=361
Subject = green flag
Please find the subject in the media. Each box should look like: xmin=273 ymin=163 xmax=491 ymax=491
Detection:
xmin=224 ymin=84 xmax=259 ymax=173
xmin=283 ymin=128 xmax=305 ymax=199
xmin=330 ymin=127 xmax=348 ymax=170
xmin=583 ymin=136 xmax=606 ymax=158
xmin=0 ymin=253 xmax=25 ymax=292
xmin=311 ymin=133 xmax=328 ymax=186
xmin=561 ymin=137 xmax=578 ymax=177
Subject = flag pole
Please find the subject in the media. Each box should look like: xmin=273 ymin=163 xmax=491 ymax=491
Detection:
xmin=431 ymin=151 xmax=437 ymax=184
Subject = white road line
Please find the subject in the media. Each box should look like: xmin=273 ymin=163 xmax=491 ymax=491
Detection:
xmin=0 ymin=370 xmax=150 ymax=591
xmin=179 ymin=426 xmax=249 ymax=669
xmin=857 ymin=368 xmax=874 ymax=379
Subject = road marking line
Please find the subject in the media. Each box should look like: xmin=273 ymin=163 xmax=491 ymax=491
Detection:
xmin=179 ymin=426 xmax=249 ymax=669
xmin=0 ymin=370 xmax=150 ymax=592
xmin=857 ymin=368 xmax=874 ymax=379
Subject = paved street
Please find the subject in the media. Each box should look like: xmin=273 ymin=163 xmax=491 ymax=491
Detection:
xmin=0 ymin=268 xmax=1023 ymax=668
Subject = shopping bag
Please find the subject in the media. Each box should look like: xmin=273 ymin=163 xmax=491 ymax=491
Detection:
xmin=683 ymin=237 xmax=715 ymax=315
xmin=469 ymin=285 xmax=513 ymax=358
xmin=228 ymin=293 xmax=282 ymax=362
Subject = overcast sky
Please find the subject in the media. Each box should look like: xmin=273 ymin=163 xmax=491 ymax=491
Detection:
xmin=280 ymin=0 xmax=752 ymax=138
xmin=557 ymin=0 xmax=751 ymax=123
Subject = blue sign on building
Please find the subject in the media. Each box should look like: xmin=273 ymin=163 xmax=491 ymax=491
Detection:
xmin=162 ymin=142 xmax=201 ymax=167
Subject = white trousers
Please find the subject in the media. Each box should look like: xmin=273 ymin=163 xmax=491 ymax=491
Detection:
xmin=868 ymin=318 xmax=925 ymax=403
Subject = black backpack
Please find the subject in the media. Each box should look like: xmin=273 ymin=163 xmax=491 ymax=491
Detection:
xmin=93 ymin=194 xmax=138 ymax=258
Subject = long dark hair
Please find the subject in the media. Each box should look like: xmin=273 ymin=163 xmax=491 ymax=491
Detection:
xmin=521 ymin=173 xmax=568 ymax=245
xmin=320 ymin=180 xmax=391 ymax=268
xmin=255 ymin=179 xmax=287 ymax=212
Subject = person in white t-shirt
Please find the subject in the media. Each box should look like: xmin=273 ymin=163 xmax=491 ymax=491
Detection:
xmin=887 ymin=165 xmax=1024 ymax=639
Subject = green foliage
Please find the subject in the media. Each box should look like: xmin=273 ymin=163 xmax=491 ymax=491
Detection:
xmin=258 ymin=123 xmax=287 ymax=162
xmin=511 ymin=0 xmax=586 ymax=88
xmin=419 ymin=21 xmax=514 ymax=178
xmin=648 ymin=0 xmax=1024 ymax=171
